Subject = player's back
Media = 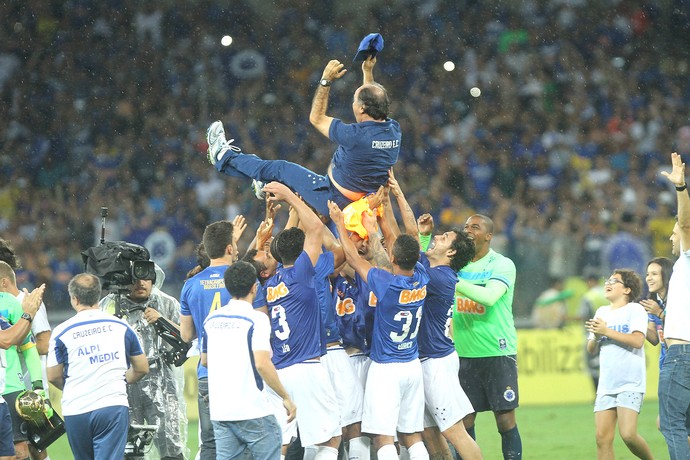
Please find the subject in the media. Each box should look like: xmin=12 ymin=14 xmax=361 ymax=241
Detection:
xmin=266 ymin=251 xmax=323 ymax=369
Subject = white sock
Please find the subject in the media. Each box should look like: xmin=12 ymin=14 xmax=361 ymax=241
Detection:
xmin=304 ymin=446 xmax=318 ymax=460
xmin=281 ymin=456 xmax=286 ymax=460
xmin=348 ymin=436 xmax=371 ymax=460
xmin=314 ymin=446 xmax=339 ymax=460
xmin=399 ymin=445 xmax=410 ymax=460
xmin=407 ymin=442 xmax=429 ymax=460
xmin=377 ymin=444 xmax=399 ymax=460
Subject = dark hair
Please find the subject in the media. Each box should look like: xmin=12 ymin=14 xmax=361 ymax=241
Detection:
xmin=242 ymin=249 xmax=267 ymax=278
xmin=472 ymin=214 xmax=494 ymax=234
xmin=0 ymin=238 xmax=20 ymax=269
xmin=224 ymin=261 xmax=257 ymax=298
xmin=448 ymin=229 xmax=475 ymax=272
xmin=612 ymin=268 xmax=642 ymax=302
xmin=269 ymin=234 xmax=283 ymax=264
xmin=392 ymin=234 xmax=420 ymax=270
xmin=276 ymin=227 xmax=304 ymax=265
xmin=646 ymin=257 xmax=674 ymax=299
xmin=358 ymin=84 xmax=390 ymax=121
xmin=68 ymin=273 xmax=102 ymax=306
xmin=196 ymin=242 xmax=210 ymax=269
xmin=202 ymin=221 xmax=234 ymax=259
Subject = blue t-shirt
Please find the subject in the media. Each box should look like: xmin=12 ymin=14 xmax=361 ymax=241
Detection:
xmin=315 ymin=252 xmax=340 ymax=347
xmin=366 ymin=262 xmax=429 ymax=363
xmin=417 ymin=253 xmax=456 ymax=359
xmin=333 ymin=275 xmax=368 ymax=352
xmin=329 ymin=118 xmax=401 ymax=194
xmin=266 ymin=251 xmax=323 ymax=369
xmin=180 ymin=265 xmax=231 ymax=378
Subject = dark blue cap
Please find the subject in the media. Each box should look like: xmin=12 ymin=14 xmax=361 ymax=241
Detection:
xmin=353 ymin=33 xmax=384 ymax=62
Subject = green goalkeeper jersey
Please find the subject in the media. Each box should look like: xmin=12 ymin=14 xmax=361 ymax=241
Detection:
xmin=452 ymin=248 xmax=517 ymax=358
xmin=0 ymin=292 xmax=40 ymax=394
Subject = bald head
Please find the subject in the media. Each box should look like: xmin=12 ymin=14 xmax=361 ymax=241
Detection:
xmin=355 ymin=83 xmax=390 ymax=121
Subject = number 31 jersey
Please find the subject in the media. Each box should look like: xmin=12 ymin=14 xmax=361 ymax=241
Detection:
xmin=366 ymin=262 xmax=429 ymax=364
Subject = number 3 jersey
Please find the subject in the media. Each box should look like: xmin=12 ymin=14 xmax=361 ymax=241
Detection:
xmin=266 ymin=251 xmax=323 ymax=369
xmin=366 ymin=262 xmax=429 ymax=364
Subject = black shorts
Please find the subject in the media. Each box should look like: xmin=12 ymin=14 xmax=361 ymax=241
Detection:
xmin=3 ymin=390 xmax=28 ymax=443
xmin=458 ymin=355 xmax=519 ymax=413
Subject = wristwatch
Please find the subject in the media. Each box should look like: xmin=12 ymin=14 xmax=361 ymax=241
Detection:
xmin=319 ymin=79 xmax=332 ymax=87
xmin=21 ymin=312 xmax=33 ymax=323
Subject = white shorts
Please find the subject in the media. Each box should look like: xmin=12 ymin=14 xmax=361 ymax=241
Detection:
xmin=348 ymin=352 xmax=372 ymax=390
xmin=267 ymin=361 xmax=342 ymax=446
xmin=422 ymin=353 xmax=474 ymax=432
xmin=594 ymin=391 xmax=644 ymax=413
xmin=361 ymin=360 xmax=425 ymax=436
xmin=322 ymin=346 xmax=364 ymax=426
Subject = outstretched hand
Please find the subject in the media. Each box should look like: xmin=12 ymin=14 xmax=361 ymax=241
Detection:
xmin=328 ymin=200 xmax=343 ymax=225
xmin=231 ymin=215 xmax=247 ymax=245
xmin=661 ymin=152 xmax=686 ymax=187
xmin=322 ymin=60 xmax=347 ymax=82
xmin=362 ymin=56 xmax=377 ymax=73
xmin=262 ymin=182 xmax=294 ymax=202
xmin=417 ymin=213 xmax=434 ymax=235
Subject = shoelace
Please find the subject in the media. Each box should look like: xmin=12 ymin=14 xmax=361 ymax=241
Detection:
xmin=224 ymin=139 xmax=242 ymax=153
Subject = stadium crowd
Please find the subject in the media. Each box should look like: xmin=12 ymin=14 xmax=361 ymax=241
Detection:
xmin=1 ymin=0 xmax=689 ymax=318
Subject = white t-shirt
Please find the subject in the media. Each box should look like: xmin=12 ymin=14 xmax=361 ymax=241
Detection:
xmin=47 ymin=309 xmax=144 ymax=416
xmin=203 ymin=299 xmax=273 ymax=421
xmin=589 ymin=302 xmax=648 ymax=395
xmin=664 ymin=249 xmax=690 ymax=342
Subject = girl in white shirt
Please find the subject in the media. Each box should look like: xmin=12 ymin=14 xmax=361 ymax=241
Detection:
xmin=586 ymin=269 xmax=655 ymax=460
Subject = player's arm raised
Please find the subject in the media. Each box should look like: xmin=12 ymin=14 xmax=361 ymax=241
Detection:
xmin=264 ymin=182 xmax=323 ymax=265
xmin=329 ymin=201 xmax=374 ymax=282
xmin=309 ymin=60 xmax=347 ymax=138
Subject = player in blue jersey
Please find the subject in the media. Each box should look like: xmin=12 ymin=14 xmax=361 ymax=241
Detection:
xmin=180 ymin=216 xmax=245 ymax=459
xmin=205 ymin=57 xmax=400 ymax=218
xmin=261 ymin=181 xmax=342 ymax=460
xmin=47 ymin=274 xmax=149 ymax=460
xmin=329 ymin=200 xmax=430 ymax=460
xmin=385 ymin=172 xmax=484 ymax=459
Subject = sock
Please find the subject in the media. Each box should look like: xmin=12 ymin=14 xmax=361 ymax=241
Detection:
xmin=282 ymin=456 xmax=286 ymax=460
xmin=314 ymin=446 xmax=339 ymax=460
xmin=399 ymin=445 xmax=410 ymax=460
xmin=500 ymin=426 xmax=522 ymax=460
xmin=304 ymin=446 xmax=318 ymax=460
xmin=407 ymin=442 xmax=429 ymax=460
xmin=377 ymin=444 xmax=399 ymax=460
xmin=348 ymin=436 xmax=371 ymax=460
xmin=466 ymin=425 xmax=476 ymax=441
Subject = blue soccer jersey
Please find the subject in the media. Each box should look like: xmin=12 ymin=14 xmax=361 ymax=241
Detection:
xmin=366 ymin=263 xmax=429 ymax=363
xmin=266 ymin=251 xmax=323 ymax=369
xmin=333 ymin=275 xmax=368 ymax=352
xmin=416 ymin=253 xmax=456 ymax=359
xmin=329 ymin=118 xmax=401 ymax=195
xmin=315 ymin=252 xmax=340 ymax=347
xmin=180 ymin=265 xmax=231 ymax=378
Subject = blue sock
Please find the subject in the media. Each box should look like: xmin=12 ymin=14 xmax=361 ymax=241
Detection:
xmin=500 ymin=426 xmax=522 ymax=459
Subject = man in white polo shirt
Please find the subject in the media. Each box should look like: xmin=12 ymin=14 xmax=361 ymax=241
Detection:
xmin=202 ymin=261 xmax=295 ymax=460
xmin=47 ymin=274 xmax=149 ymax=460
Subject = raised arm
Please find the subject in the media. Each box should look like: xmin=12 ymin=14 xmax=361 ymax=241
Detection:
xmin=264 ymin=182 xmax=323 ymax=265
xmin=362 ymin=56 xmax=376 ymax=85
xmin=329 ymin=201 xmax=374 ymax=282
xmin=309 ymin=60 xmax=347 ymax=138
xmin=0 ymin=285 xmax=44 ymax=349
xmin=662 ymin=152 xmax=690 ymax=251
xmin=388 ymin=169 xmax=417 ymax=237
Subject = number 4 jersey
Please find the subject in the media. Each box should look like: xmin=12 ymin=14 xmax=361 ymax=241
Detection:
xmin=366 ymin=262 xmax=429 ymax=364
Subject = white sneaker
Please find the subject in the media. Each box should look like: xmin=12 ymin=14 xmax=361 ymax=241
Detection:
xmin=251 ymin=180 xmax=266 ymax=200
xmin=206 ymin=120 xmax=242 ymax=165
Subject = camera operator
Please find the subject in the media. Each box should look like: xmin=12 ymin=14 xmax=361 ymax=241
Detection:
xmin=99 ymin=265 xmax=187 ymax=460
